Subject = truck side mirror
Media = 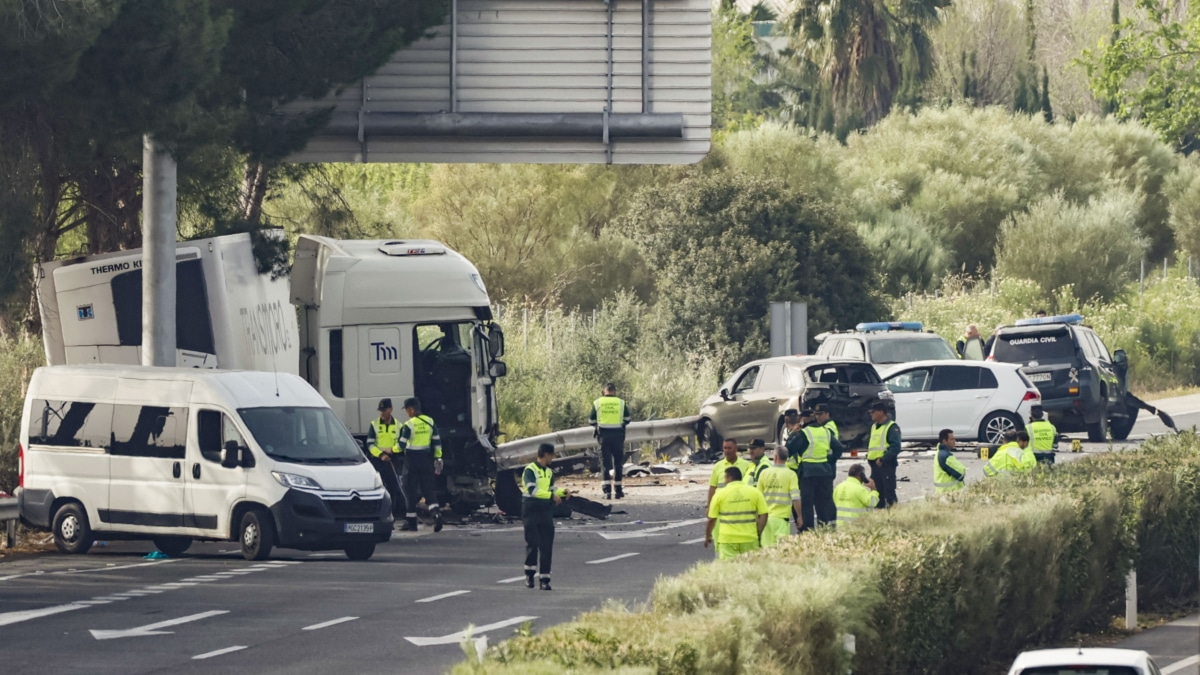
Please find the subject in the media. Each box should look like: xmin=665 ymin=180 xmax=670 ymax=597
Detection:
xmin=489 ymin=360 xmax=508 ymax=378
xmin=488 ymin=324 xmax=505 ymax=358
xmin=222 ymin=440 xmax=239 ymax=469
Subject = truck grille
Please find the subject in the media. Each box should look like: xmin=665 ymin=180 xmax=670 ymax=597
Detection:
xmin=326 ymin=498 xmax=383 ymax=521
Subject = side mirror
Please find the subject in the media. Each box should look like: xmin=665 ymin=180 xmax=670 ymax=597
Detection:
xmin=240 ymin=446 xmax=256 ymax=469
xmin=488 ymin=324 xmax=505 ymax=358
xmin=719 ymin=388 xmax=729 ymax=401
xmin=1113 ymin=349 xmax=1128 ymax=365
xmin=489 ymin=360 xmax=508 ymax=378
xmin=222 ymin=440 xmax=239 ymax=469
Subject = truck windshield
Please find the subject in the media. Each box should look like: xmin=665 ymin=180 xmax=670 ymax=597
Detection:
xmin=993 ymin=329 xmax=1076 ymax=365
xmin=868 ymin=337 xmax=957 ymax=364
xmin=237 ymin=407 xmax=364 ymax=465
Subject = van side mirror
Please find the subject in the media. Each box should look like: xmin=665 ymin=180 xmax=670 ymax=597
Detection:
xmin=489 ymin=360 xmax=508 ymax=378
xmin=222 ymin=441 xmax=239 ymax=469
xmin=488 ymin=324 xmax=505 ymax=358
xmin=240 ymin=446 xmax=256 ymax=468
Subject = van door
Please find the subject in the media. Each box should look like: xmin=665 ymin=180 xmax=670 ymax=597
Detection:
xmin=106 ymin=403 xmax=190 ymax=529
xmin=186 ymin=410 xmax=249 ymax=536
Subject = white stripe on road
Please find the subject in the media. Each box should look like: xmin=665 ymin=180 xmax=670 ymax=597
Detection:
xmin=416 ymin=590 xmax=471 ymax=604
xmin=307 ymin=553 xmax=343 ymax=558
xmin=192 ymin=646 xmax=247 ymax=660
xmin=0 ymin=603 xmax=89 ymax=627
xmin=598 ymin=518 xmax=706 ymax=540
xmin=586 ymin=552 xmax=639 ymax=565
xmin=497 ymin=576 xmax=527 ymax=584
xmin=405 ymin=616 xmax=537 ymax=647
xmin=303 ymin=616 xmax=359 ymax=631
xmin=1162 ymin=655 xmax=1200 ymax=674
xmin=680 ymin=537 xmax=706 ymax=545
xmin=0 ymin=559 xmax=176 ymax=582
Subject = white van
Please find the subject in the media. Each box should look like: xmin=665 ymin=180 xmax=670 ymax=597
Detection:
xmin=16 ymin=365 xmax=391 ymax=560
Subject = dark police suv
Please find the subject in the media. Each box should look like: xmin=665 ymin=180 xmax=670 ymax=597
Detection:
xmin=988 ymin=314 xmax=1133 ymax=442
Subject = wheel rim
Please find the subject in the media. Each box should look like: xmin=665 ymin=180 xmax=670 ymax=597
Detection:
xmin=60 ymin=515 xmax=78 ymax=542
xmin=243 ymin=522 xmax=259 ymax=549
xmin=985 ymin=416 xmax=1016 ymax=444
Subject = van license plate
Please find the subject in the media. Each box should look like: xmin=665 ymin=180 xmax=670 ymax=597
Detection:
xmin=344 ymin=523 xmax=374 ymax=533
xmin=1027 ymin=373 xmax=1052 ymax=383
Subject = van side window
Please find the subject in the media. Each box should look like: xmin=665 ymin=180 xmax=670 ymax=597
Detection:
xmin=27 ymin=399 xmax=113 ymax=450
xmin=197 ymin=410 xmax=246 ymax=463
xmin=109 ymin=404 xmax=188 ymax=459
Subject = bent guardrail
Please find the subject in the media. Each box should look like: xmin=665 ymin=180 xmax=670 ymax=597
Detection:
xmin=493 ymin=416 xmax=701 ymax=472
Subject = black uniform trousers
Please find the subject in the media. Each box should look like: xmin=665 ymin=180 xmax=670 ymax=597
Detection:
xmin=403 ymin=451 xmax=439 ymax=513
xmin=522 ymin=498 xmax=555 ymax=577
xmin=870 ymin=456 xmax=899 ymax=508
xmin=599 ymin=430 xmax=625 ymax=494
xmin=367 ymin=453 xmax=405 ymax=518
xmin=798 ymin=474 xmax=836 ymax=532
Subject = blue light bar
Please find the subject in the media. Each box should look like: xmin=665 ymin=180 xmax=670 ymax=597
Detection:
xmin=855 ymin=321 xmax=924 ymax=333
xmin=1014 ymin=313 xmax=1084 ymax=327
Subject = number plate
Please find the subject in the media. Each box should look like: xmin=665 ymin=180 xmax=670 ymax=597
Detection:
xmin=344 ymin=523 xmax=374 ymax=534
xmin=1027 ymin=372 xmax=1052 ymax=383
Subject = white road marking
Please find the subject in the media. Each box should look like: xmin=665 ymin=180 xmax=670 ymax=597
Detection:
xmin=405 ymin=616 xmax=537 ymax=647
xmin=680 ymin=537 xmax=706 ymax=545
xmin=598 ymin=518 xmax=706 ymax=540
xmin=92 ymin=596 xmax=129 ymax=602
xmin=192 ymin=645 xmax=247 ymax=660
xmin=90 ymin=610 xmax=229 ymax=640
xmin=416 ymin=590 xmax=471 ymax=603
xmin=218 ymin=549 xmax=239 ymax=554
xmin=77 ymin=600 xmax=112 ymax=605
xmin=307 ymin=552 xmax=343 ymax=558
xmin=0 ymin=603 xmax=90 ymax=627
xmin=497 ymin=576 xmax=527 ymax=584
xmin=1162 ymin=655 xmax=1200 ymax=674
xmin=586 ymin=552 xmax=639 ymax=565
xmin=303 ymin=616 xmax=359 ymax=631
xmin=0 ymin=559 xmax=176 ymax=582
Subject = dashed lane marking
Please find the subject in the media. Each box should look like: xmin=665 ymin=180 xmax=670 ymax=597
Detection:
xmin=0 ymin=603 xmax=89 ymax=627
xmin=416 ymin=590 xmax=471 ymax=603
xmin=303 ymin=616 xmax=359 ymax=631
xmin=1162 ymin=655 xmax=1200 ymax=674
xmin=193 ymin=645 xmax=247 ymax=660
xmin=586 ymin=552 xmax=639 ymax=565
xmin=497 ymin=576 xmax=527 ymax=584
xmin=680 ymin=537 xmax=706 ymax=545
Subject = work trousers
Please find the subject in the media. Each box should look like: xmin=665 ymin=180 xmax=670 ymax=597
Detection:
xmin=798 ymin=474 xmax=835 ymax=532
xmin=403 ymin=451 xmax=439 ymax=514
xmin=522 ymin=499 xmax=555 ymax=578
xmin=870 ymin=457 xmax=898 ymax=508
xmin=367 ymin=453 xmax=405 ymax=518
xmin=599 ymin=430 xmax=625 ymax=494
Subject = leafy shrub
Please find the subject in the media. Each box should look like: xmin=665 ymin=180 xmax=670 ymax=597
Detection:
xmin=0 ymin=336 xmax=44 ymax=492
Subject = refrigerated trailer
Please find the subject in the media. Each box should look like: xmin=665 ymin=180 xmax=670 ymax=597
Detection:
xmin=36 ymin=232 xmax=507 ymax=512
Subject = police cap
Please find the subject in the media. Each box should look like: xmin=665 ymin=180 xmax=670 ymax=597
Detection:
xmin=749 ymin=438 xmax=766 ymax=448
xmin=869 ymin=401 xmax=890 ymax=413
xmin=402 ymin=397 xmax=421 ymax=410
xmin=377 ymin=398 xmax=392 ymax=411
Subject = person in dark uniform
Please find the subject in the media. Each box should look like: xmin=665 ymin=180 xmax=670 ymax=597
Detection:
xmin=522 ymin=443 xmax=570 ymax=590
xmin=397 ymin=397 xmax=443 ymax=533
xmin=866 ymin=401 xmax=902 ymax=508
xmin=785 ymin=409 xmax=844 ymax=531
xmin=365 ymin=398 xmax=405 ymax=521
xmin=589 ymin=383 xmax=631 ymax=499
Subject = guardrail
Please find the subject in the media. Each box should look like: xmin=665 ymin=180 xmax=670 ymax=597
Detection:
xmin=494 ymin=416 xmax=701 ymax=471
xmin=1 ymin=496 xmax=17 ymax=548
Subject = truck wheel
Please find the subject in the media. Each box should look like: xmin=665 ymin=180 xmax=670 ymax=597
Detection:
xmin=1086 ymin=415 xmax=1109 ymax=443
xmin=53 ymin=503 xmax=93 ymax=555
xmin=1109 ymin=411 xmax=1135 ymax=441
xmin=493 ymin=470 xmax=521 ymax=517
xmin=979 ymin=412 xmax=1021 ymax=445
xmin=344 ymin=542 xmax=376 ymax=561
xmin=240 ymin=509 xmax=276 ymax=561
xmin=153 ymin=536 xmax=193 ymax=557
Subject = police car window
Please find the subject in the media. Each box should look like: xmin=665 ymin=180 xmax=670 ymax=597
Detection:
xmin=992 ymin=329 xmax=1076 ymax=364
xmin=932 ymin=366 xmax=983 ymax=391
xmin=756 ymin=364 xmax=786 ymax=392
xmin=868 ymin=336 xmax=956 ymax=364
xmin=841 ymin=339 xmax=865 ymax=360
xmin=1077 ymin=331 xmax=1099 ymax=359
xmin=886 ymin=368 xmax=932 ymax=394
xmin=732 ymin=367 xmax=760 ymax=394
xmin=1085 ymin=330 xmax=1111 ymax=361
xmin=27 ymin=399 xmax=113 ymax=450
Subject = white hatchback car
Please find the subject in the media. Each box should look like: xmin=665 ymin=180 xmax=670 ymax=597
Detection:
xmin=1007 ymin=647 xmax=1161 ymax=675
xmin=881 ymin=360 xmax=1042 ymax=445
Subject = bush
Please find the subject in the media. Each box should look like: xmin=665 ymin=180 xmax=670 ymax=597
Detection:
xmin=0 ymin=336 xmax=44 ymax=492
xmin=455 ymin=435 xmax=1200 ymax=675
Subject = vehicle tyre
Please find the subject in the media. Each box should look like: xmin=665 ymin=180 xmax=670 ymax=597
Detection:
xmin=1086 ymin=414 xmax=1109 ymax=443
xmin=239 ymin=509 xmax=277 ymax=561
xmin=153 ymin=536 xmax=193 ymax=557
xmin=53 ymin=502 xmax=93 ymax=555
xmin=493 ymin=469 xmax=522 ymax=517
xmin=700 ymin=419 xmax=723 ymax=455
xmin=979 ymin=412 xmax=1022 ymax=446
xmin=1109 ymin=409 xmax=1136 ymax=441
xmin=775 ymin=418 xmax=786 ymax=445
xmin=344 ymin=542 xmax=376 ymax=561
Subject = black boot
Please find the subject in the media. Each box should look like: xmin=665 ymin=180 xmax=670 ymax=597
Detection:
xmin=539 ymin=577 xmax=552 ymax=591
xmin=525 ymin=571 xmax=535 ymax=589
xmin=615 ymin=485 xmax=624 ymax=500
xmin=603 ymin=485 xmax=612 ymax=500
xmin=400 ymin=517 xmax=418 ymax=531
xmin=432 ymin=507 xmax=443 ymax=533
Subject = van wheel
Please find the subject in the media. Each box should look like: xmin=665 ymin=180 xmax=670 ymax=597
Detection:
xmin=53 ymin=503 xmax=93 ymax=555
xmin=153 ymin=536 xmax=193 ymax=557
xmin=239 ymin=509 xmax=276 ymax=561
xmin=344 ymin=542 xmax=376 ymax=561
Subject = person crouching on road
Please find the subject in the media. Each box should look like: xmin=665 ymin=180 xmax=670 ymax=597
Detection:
xmin=833 ymin=464 xmax=879 ymax=525
xmin=934 ymin=428 xmax=967 ymax=493
xmin=756 ymin=446 xmax=801 ymax=546
xmin=590 ymin=383 xmax=631 ymax=500
xmin=705 ymin=467 xmax=768 ymax=560
xmin=523 ymin=443 xmax=570 ymax=590
xmin=983 ymin=430 xmax=1035 ymax=477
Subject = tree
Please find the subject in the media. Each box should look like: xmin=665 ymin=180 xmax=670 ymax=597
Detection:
xmin=711 ymin=1 xmax=779 ymax=132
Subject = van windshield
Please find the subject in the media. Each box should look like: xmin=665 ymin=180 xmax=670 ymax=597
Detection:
xmin=238 ymin=407 xmax=365 ymax=465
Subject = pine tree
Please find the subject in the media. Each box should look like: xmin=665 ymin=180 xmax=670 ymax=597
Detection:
xmin=1041 ymin=65 xmax=1054 ymax=122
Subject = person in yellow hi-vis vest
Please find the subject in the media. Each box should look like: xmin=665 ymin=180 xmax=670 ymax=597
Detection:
xmin=590 ymin=383 xmax=632 ymax=499
xmin=397 ymin=397 xmax=444 ymax=533
xmin=705 ymin=466 xmax=768 ymax=560
xmin=706 ymin=439 xmax=756 ymax=554
xmin=747 ymin=438 xmax=772 ymax=486
xmin=934 ymin=429 xmax=967 ymax=493
xmin=1027 ymin=407 xmax=1058 ymax=457
xmin=756 ymin=446 xmax=801 ymax=546
xmin=522 ymin=443 xmax=572 ymax=590
xmin=365 ymin=398 xmax=405 ymax=521
xmin=983 ymin=430 xmax=1036 ymax=477
xmin=833 ymin=463 xmax=879 ymax=525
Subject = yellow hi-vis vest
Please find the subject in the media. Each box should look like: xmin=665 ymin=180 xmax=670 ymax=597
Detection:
xmin=934 ymin=452 xmax=967 ymax=493
xmin=823 ymin=419 xmax=840 ymax=442
xmin=833 ymin=477 xmax=879 ymax=522
xmin=522 ymin=462 xmax=566 ymax=501
xmin=707 ymin=480 xmax=767 ymax=544
xmin=983 ymin=442 xmax=1035 ymax=476
xmin=593 ymin=396 xmax=626 ymax=429
xmin=756 ymin=465 xmax=800 ymax=520
xmin=369 ymin=418 xmax=399 ymax=458
xmin=710 ymin=457 xmax=756 ymax=488
xmin=867 ymin=421 xmax=895 ymax=460
xmin=1028 ymin=420 xmax=1057 ymax=452
xmin=402 ymin=415 xmax=437 ymax=455
xmin=800 ymin=426 xmax=832 ymax=463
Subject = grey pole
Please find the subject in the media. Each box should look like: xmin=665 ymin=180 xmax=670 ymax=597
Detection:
xmin=142 ymin=135 xmax=177 ymax=367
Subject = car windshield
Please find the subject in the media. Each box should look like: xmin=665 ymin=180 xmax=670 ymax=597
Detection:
xmin=1018 ymin=667 xmax=1138 ymax=675
xmin=868 ymin=337 xmax=956 ymax=364
xmin=993 ymin=329 xmax=1076 ymax=364
xmin=238 ymin=407 xmax=364 ymax=465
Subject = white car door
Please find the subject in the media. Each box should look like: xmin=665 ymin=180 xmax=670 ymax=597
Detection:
xmin=930 ymin=365 xmax=993 ymax=438
xmin=884 ymin=367 xmax=934 ymax=440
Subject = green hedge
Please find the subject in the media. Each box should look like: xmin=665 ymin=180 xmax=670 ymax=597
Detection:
xmin=455 ymin=435 xmax=1200 ymax=675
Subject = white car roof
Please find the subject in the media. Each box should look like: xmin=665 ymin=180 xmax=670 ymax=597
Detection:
xmin=878 ymin=359 xmax=1022 ymax=380
xmin=1009 ymin=648 xmax=1152 ymax=672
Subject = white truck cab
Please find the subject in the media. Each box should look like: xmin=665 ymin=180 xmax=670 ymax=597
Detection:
xmin=18 ymin=365 xmax=391 ymax=560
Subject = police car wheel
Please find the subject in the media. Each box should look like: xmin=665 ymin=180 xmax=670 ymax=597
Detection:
xmin=1110 ymin=412 xmax=1135 ymax=441
xmin=1086 ymin=415 xmax=1108 ymax=443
